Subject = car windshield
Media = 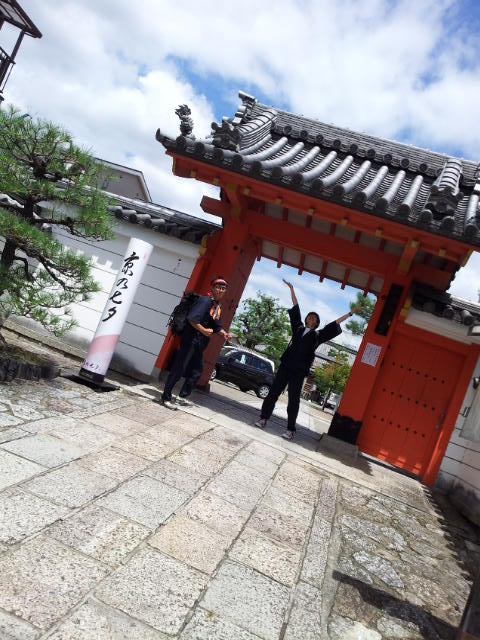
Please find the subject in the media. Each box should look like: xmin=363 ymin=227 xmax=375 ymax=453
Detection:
xmin=220 ymin=347 xmax=234 ymax=356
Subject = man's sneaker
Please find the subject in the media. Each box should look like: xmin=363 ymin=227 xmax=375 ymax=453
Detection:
xmin=254 ymin=418 xmax=267 ymax=429
xmin=162 ymin=398 xmax=177 ymax=411
xmin=176 ymin=397 xmax=193 ymax=407
xmin=281 ymin=430 xmax=295 ymax=440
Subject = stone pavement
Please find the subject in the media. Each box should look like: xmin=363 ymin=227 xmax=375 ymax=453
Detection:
xmin=0 ymin=373 xmax=479 ymax=639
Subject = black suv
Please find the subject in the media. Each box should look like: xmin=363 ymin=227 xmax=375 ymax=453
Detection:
xmin=210 ymin=347 xmax=274 ymax=398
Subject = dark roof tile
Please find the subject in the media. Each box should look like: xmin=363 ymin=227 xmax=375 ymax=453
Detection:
xmin=108 ymin=195 xmax=219 ymax=245
xmin=157 ymin=92 xmax=480 ymax=247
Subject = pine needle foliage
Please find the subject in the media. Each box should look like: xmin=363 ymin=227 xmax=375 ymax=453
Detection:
xmin=0 ymin=106 xmax=115 ymax=336
xmin=231 ymin=292 xmax=290 ymax=366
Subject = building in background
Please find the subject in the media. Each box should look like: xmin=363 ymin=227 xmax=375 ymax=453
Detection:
xmin=9 ymin=160 xmax=219 ymax=379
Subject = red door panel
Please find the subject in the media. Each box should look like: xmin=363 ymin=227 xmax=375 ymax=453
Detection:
xmin=358 ymin=332 xmax=464 ymax=477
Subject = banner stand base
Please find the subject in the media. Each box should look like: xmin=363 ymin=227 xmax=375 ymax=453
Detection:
xmin=62 ymin=370 xmax=119 ymax=393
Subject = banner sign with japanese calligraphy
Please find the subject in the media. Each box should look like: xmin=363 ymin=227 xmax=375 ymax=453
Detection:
xmin=79 ymin=237 xmax=153 ymax=383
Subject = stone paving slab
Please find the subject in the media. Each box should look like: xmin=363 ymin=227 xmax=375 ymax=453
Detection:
xmin=141 ymin=424 xmax=194 ymax=450
xmin=235 ymin=448 xmax=280 ymax=476
xmin=113 ymin=432 xmax=171 ymax=461
xmin=48 ymin=598 xmax=169 ymax=640
xmin=201 ymin=560 xmax=291 ymax=640
xmin=47 ymin=421 xmax=119 ymax=452
xmin=1 ymin=433 xmax=86 ymax=467
xmin=0 ymin=487 xmax=70 ymax=544
xmin=184 ymin=491 xmax=250 ymax=538
xmin=168 ymin=444 xmax=231 ymax=477
xmin=197 ymin=426 xmax=251 ymax=451
xmin=0 ymin=608 xmax=40 ymax=640
xmin=283 ymin=581 xmax=323 ymax=640
xmin=0 ymin=426 xmax=31 ymax=444
xmin=180 ymin=608 xmax=260 ymax=639
xmin=207 ymin=475 xmax=265 ymax=511
xmin=142 ymin=458 xmax=208 ymax=494
xmin=76 ymin=445 xmax=151 ymax=482
xmin=0 ymin=535 xmax=108 ymax=630
xmin=47 ymin=504 xmax=150 ymax=567
xmin=249 ymin=502 xmax=311 ymax=549
xmin=97 ymin=475 xmax=189 ymax=529
xmin=87 ymin=412 xmax=147 ymax=436
xmin=229 ymin=526 xmax=302 ymax=586
xmin=96 ymin=547 xmax=208 ymax=635
xmin=0 ymin=370 xmax=479 ymax=639
xmin=0 ymin=449 xmax=45 ymax=491
xmin=217 ymin=458 xmax=272 ymax=488
xmin=115 ymin=402 xmax=173 ymax=426
xmin=23 ymin=462 xmax=117 ymax=508
xmin=149 ymin=514 xmax=231 ymax=574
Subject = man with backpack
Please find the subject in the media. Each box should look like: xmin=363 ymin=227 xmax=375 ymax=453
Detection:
xmin=254 ymin=279 xmax=360 ymax=439
xmin=161 ymin=276 xmax=231 ymax=410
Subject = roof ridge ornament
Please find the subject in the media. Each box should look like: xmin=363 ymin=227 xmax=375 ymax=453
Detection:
xmin=175 ymin=105 xmax=195 ymax=139
xmin=233 ymin=91 xmax=257 ymax=124
xmin=427 ymin=157 xmax=464 ymax=216
xmin=211 ymin=120 xmax=241 ymax=151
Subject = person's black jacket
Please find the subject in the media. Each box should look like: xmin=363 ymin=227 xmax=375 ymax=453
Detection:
xmin=182 ymin=295 xmax=222 ymax=346
xmin=280 ymin=304 xmax=342 ymax=375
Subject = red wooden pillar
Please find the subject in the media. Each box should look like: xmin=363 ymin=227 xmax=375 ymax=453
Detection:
xmin=154 ymin=214 xmax=257 ymax=388
xmin=337 ymin=278 xmax=394 ymax=420
xmin=333 ymin=272 xmax=413 ymax=437
xmin=154 ymin=230 xmax=221 ymax=372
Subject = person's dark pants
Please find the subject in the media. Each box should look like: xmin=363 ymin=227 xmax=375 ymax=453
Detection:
xmin=260 ymin=363 xmax=305 ymax=432
xmin=162 ymin=334 xmax=207 ymax=401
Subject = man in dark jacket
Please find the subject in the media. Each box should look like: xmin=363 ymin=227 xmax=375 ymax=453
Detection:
xmin=162 ymin=276 xmax=231 ymax=410
xmin=255 ymin=279 xmax=359 ymax=439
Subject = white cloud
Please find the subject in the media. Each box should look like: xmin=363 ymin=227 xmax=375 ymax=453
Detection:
xmin=3 ymin=0 xmax=479 ymax=313
xmin=448 ymin=253 xmax=480 ymax=302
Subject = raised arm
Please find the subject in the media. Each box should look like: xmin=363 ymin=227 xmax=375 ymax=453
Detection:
xmin=283 ymin=279 xmax=298 ymax=306
xmin=335 ymin=305 xmax=362 ymax=325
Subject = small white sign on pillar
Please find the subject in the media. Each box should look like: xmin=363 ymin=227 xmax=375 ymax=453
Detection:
xmin=361 ymin=342 xmax=382 ymax=367
xmin=79 ymin=237 xmax=153 ymax=384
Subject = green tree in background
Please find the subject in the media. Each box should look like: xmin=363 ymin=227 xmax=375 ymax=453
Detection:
xmin=0 ymin=106 xmax=114 ymax=338
xmin=231 ymin=292 xmax=290 ymax=366
xmin=346 ymin=291 xmax=376 ymax=335
xmin=313 ymin=349 xmax=352 ymax=396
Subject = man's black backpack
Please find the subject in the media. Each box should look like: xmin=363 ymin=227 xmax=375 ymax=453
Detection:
xmin=168 ymin=291 xmax=200 ymax=336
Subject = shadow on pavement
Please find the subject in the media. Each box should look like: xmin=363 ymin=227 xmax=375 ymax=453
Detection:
xmin=332 ymin=571 xmax=457 ymax=639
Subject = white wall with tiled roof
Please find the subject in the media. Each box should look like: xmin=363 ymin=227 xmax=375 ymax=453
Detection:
xmin=53 ymin=219 xmax=199 ymax=377
xmin=8 ymin=217 xmax=200 ymax=379
xmin=436 ymin=353 xmax=480 ymax=525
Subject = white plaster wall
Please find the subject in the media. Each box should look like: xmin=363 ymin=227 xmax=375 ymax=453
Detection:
xmin=10 ymin=220 xmax=199 ymax=377
xmin=437 ymin=354 xmax=480 ymax=500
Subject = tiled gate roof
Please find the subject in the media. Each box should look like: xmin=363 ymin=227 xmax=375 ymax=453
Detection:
xmin=107 ymin=193 xmax=219 ymax=244
xmin=156 ymin=92 xmax=480 ymax=247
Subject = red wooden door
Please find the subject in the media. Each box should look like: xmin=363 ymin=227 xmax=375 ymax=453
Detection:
xmin=357 ymin=332 xmax=464 ymax=477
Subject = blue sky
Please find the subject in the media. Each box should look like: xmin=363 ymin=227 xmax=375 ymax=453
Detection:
xmin=3 ymin=0 xmax=480 ymax=346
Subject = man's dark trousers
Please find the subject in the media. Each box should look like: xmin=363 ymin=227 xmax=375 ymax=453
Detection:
xmin=162 ymin=333 xmax=206 ymax=401
xmin=260 ymin=363 xmax=304 ymax=432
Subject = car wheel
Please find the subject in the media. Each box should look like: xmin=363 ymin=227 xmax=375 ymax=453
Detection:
xmin=256 ymin=385 xmax=270 ymax=399
xmin=210 ymin=367 xmax=217 ymax=381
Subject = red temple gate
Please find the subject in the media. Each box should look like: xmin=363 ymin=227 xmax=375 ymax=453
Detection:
xmin=154 ymin=93 xmax=480 ymax=485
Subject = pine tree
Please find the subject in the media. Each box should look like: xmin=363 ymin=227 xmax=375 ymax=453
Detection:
xmin=231 ymin=292 xmax=290 ymax=366
xmin=346 ymin=291 xmax=375 ymax=335
xmin=0 ymin=106 xmax=114 ymax=338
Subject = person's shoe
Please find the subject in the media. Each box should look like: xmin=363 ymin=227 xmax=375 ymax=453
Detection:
xmin=176 ymin=396 xmax=193 ymax=407
xmin=281 ymin=430 xmax=295 ymax=440
xmin=254 ymin=418 xmax=267 ymax=429
xmin=162 ymin=398 xmax=177 ymax=411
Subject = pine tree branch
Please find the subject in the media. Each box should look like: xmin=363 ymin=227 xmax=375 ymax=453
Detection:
xmin=12 ymin=256 xmax=33 ymax=281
